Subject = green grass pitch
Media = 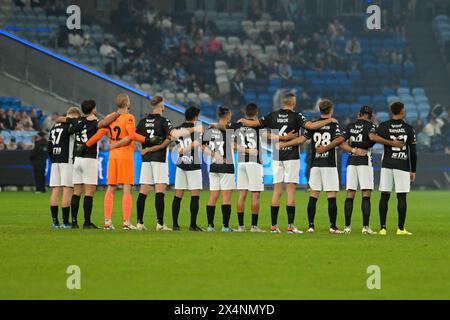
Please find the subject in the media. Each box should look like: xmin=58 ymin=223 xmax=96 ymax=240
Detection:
xmin=0 ymin=190 xmax=449 ymax=300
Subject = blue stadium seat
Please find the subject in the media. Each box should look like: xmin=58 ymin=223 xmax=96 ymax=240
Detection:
xmin=377 ymin=112 xmax=390 ymax=122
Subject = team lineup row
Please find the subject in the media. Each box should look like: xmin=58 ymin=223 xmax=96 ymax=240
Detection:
xmin=48 ymin=92 xmax=417 ymax=235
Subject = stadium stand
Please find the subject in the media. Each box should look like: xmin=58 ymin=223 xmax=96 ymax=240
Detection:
xmin=0 ymin=0 xmax=448 ymax=155
xmin=0 ymin=96 xmax=48 ymax=150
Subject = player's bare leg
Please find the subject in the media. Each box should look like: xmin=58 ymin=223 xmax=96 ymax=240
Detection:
xmin=207 ymin=190 xmax=220 ymax=232
xmin=136 ymin=184 xmax=150 ymax=230
xmin=344 ymin=189 xmax=356 ymax=234
xmin=60 ymin=187 xmax=73 ymax=228
xmin=307 ymin=190 xmax=320 ymax=233
xmin=71 ymin=184 xmax=84 ymax=229
xmin=172 ymin=189 xmax=184 ymax=231
xmin=286 ymin=183 xmax=302 ymax=234
xmin=50 ymin=187 xmax=61 ymax=228
xmin=189 ymin=189 xmax=202 ymax=231
xmin=221 ymin=190 xmax=234 ymax=232
xmin=327 ymin=191 xmax=342 ymax=234
xmin=270 ymin=183 xmax=283 ymax=233
xmin=104 ymin=185 xmax=116 ymax=230
xmin=237 ymin=190 xmax=248 ymax=232
xmin=155 ymin=183 xmax=171 ymax=231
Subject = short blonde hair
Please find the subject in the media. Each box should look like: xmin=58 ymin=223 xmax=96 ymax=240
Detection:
xmin=116 ymin=93 xmax=130 ymax=109
xmin=66 ymin=106 xmax=82 ymax=117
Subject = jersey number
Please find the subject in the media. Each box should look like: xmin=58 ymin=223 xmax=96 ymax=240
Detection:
xmin=209 ymin=141 xmax=225 ymax=156
xmin=50 ymin=128 xmax=63 ymax=145
xmin=350 ymin=134 xmax=363 ymax=143
xmin=109 ymin=126 xmax=121 ymax=141
xmin=390 ymin=135 xmax=407 ymax=151
xmin=313 ymin=132 xmax=331 ymax=148
xmin=238 ymin=132 xmax=257 ymax=149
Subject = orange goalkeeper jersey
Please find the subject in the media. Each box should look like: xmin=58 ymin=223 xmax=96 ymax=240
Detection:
xmin=87 ymin=113 xmax=145 ymax=160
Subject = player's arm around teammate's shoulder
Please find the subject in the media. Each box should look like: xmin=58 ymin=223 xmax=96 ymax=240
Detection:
xmin=97 ymin=109 xmax=124 ymax=129
xmin=86 ymin=128 xmax=108 ymax=147
xmin=303 ymin=117 xmax=338 ymax=130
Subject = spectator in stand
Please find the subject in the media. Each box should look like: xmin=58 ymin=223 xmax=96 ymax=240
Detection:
xmin=390 ymin=49 xmax=403 ymax=65
xmin=230 ymin=73 xmax=245 ymax=108
xmin=99 ymin=39 xmax=118 ymax=59
xmin=6 ymin=137 xmax=18 ymax=150
xmin=3 ymin=109 xmax=17 ymax=131
xmin=30 ymin=109 xmax=41 ymax=131
xmin=298 ymin=91 xmax=314 ymax=111
xmin=18 ymin=111 xmax=33 ymax=131
xmin=345 ymin=36 xmax=362 ymax=56
xmin=0 ymin=108 xmax=6 ymax=130
xmin=202 ymin=14 xmax=218 ymax=36
xmin=278 ymin=60 xmax=293 ymax=87
xmin=174 ymin=62 xmax=190 ymax=88
xmin=257 ymin=23 xmax=273 ymax=49
xmin=286 ymin=0 xmax=299 ymax=20
xmin=229 ymin=47 xmax=244 ymax=69
xmin=100 ymin=140 xmax=109 ymax=152
xmin=207 ymin=34 xmax=222 ymax=55
xmin=423 ymin=115 xmax=445 ymax=138
xmin=0 ymin=135 xmax=6 ymax=150
xmin=377 ymin=47 xmax=390 ymax=64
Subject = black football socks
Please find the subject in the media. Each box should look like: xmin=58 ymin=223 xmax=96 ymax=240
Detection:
xmin=83 ymin=196 xmax=93 ymax=224
xmin=286 ymin=206 xmax=295 ymax=225
xmin=344 ymin=198 xmax=354 ymax=227
xmin=136 ymin=193 xmax=147 ymax=225
xmin=206 ymin=205 xmax=215 ymax=227
xmin=307 ymin=197 xmax=318 ymax=229
xmin=155 ymin=193 xmax=165 ymax=226
xmin=172 ymin=196 xmax=182 ymax=228
xmin=397 ymin=193 xmax=407 ymax=230
xmin=362 ymin=197 xmax=371 ymax=227
xmin=328 ymin=197 xmax=338 ymax=229
xmin=379 ymin=192 xmax=390 ymax=229
xmin=190 ymin=196 xmax=200 ymax=228
xmin=71 ymin=195 xmax=80 ymax=224
xmin=270 ymin=206 xmax=279 ymax=227
xmin=51 ymin=205 xmax=59 ymax=225
xmin=222 ymin=205 xmax=231 ymax=228
xmin=237 ymin=212 xmax=244 ymax=227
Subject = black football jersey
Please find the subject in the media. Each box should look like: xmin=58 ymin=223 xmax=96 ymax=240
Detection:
xmin=376 ymin=119 xmax=417 ymax=172
xmin=202 ymin=125 xmax=236 ymax=174
xmin=48 ymin=122 xmax=74 ymax=164
xmin=137 ymin=114 xmax=173 ymax=163
xmin=69 ymin=118 xmax=99 ymax=159
xmin=234 ymin=121 xmax=263 ymax=164
xmin=175 ymin=122 xmax=202 ymax=171
xmin=304 ymin=119 xmax=343 ymax=168
xmin=260 ymin=109 xmax=308 ymax=161
xmin=343 ymin=119 xmax=376 ymax=166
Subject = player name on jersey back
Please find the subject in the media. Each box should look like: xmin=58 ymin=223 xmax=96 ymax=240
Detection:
xmin=376 ymin=119 xmax=416 ymax=172
xmin=344 ymin=119 xmax=376 ymax=167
